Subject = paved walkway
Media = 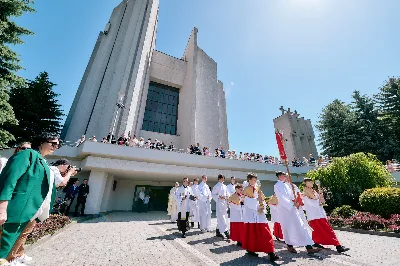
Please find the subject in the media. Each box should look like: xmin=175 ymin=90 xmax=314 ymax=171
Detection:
xmin=28 ymin=212 xmax=399 ymax=266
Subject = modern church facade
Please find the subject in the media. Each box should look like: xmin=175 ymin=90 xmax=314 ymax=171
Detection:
xmin=0 ymin=0 xmax=314 ymax=215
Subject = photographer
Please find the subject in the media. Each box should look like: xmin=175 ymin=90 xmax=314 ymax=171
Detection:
xmin=74 ymin=179 xmax=89 ymax=217
xmin=50 ymin=159 xmax=78 ymax=188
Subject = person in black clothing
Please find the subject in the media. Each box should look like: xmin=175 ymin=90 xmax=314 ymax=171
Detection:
xmin=74 ymin=179 xmax=90 ymax=216
xmin=64 ymin=180 xmax=79 ymax=215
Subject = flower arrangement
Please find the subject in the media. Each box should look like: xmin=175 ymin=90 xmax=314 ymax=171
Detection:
xmin=27 ymin=214 xmax=72 ymax=244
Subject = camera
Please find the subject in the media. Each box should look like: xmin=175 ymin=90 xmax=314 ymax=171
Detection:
xmin=74 ymin=167 xmax=82 ymax=173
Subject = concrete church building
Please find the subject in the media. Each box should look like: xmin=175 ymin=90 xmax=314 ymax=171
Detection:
xmin=61 ymin=0 xmax=229 ymax=151
xmin=0 ymin=0 xmax=316 ymax=215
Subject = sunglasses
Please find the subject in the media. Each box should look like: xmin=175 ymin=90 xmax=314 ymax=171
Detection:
xmin=20 ymin=147 xmax=30 ymax=150
xmin=47 ymin=141 xmax=60 ymax=147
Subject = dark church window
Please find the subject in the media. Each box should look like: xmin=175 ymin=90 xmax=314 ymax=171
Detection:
xmin=142 ymin=82 xmax=179 ymax=135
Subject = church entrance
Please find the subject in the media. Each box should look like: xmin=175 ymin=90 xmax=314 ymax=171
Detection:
xmin=132 ymin=185 xmax=170 ymax=212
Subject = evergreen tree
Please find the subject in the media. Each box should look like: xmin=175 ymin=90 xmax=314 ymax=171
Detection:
xmin=375 ymin=77 xmax=400 ymax=159
xmin=0 ymin=0 xmax=35 ymax=147
xmin=316 ymin=99 xmax=359 ymax=157
xmin=7 ymin=72 xmax=64 ymax=145
xmin=351 ymin=90 xmax=388 ymax=160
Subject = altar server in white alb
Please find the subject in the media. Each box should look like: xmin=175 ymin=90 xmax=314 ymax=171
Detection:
xmin=189 ymin=179 xmax=200 ymax=229
xmin=242 ymin=173 xmax=279 ymax=262
xmin=212 ymin=174 xmax=230 ymax=238
xmin=176 ymin=178 xmax=192 ymax=238
xmin=226 ymin=176 xmax=236 ymax=196
xmin=274 ymin=171 xmax=321 ymax=254
xmin=302 ymin=178 xmax=350 ymax=253
xmin=198 ymin=175 xmax=212 ymax=232
xmin=228 ymin=183 xmax=244 ymax=246
xmin=167 ymin=182 xmax=179 ymax=223
xmin=268 ymin=194 xmax=283 ymax=241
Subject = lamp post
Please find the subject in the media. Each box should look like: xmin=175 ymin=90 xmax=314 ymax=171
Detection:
xmin=109 ymin=94 xmax=125 ymax=143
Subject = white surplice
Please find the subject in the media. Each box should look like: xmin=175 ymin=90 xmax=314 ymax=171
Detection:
xmin=274 ymin=181 xmax=314 ymax=247
xmin=269 ymin=204 xmax=280 ymax=223
xmin=189 ymin=184 xmax=200 ymax=223
xmin=198 ymin=182 xmax=212 ymax=230
xmin=302 ymin=191 xmax=327 ymax=221
xmin=176 ymin=185 xmax=191 ymax=216
xmin=168 ymin=187 xmax=179 ymax=222
xmin=212 ymin=182 xmax=229 ymax=233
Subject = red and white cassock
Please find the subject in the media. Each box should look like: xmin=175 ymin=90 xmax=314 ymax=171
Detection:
xmin=228 ymin=193 xmax=244 ymax=243
xmin=269 ymin=204 xmax=284 ymax=240
xmin=242 ymin=185 xmax=274 ymax=253
xmin=302 ymin=188 xmax=340 ymax=246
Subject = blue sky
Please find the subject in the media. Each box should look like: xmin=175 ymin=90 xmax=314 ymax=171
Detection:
xmin=14 ymin=0 xmax=400 ymax=156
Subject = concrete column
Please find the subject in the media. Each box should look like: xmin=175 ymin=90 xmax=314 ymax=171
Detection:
xmin=86 ymin=171 xmax=108 ymax=214
xmin=101 ymin=174 xmax=114 ymax=212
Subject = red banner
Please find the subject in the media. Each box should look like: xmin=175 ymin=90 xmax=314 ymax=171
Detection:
xmin=275 ymin=130 xmax=287 ymax=160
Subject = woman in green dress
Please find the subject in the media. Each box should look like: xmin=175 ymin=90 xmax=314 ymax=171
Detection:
xmin=0 ymin=134 xmax=64 ymax=264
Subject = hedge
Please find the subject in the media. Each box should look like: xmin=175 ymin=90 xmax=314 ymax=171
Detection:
xmin=359 ymin=188 xmax=400 ymax=218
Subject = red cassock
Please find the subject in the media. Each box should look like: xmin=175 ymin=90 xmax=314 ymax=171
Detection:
xmin=303 ymin=192 xmax=341 ymax=246
xmin=309 ymin=218 xmax=340 ymax=246
xmin=273 ymin=222 xmax=284 ymax=240
xmin=229 ymin=202 xmax=244 ymax=242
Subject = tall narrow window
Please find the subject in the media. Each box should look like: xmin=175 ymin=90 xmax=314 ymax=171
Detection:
xmin=142 ymin=82 xmax=179 ymax=135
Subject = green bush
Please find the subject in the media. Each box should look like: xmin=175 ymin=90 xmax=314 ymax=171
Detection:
xmin=359 ymin=188 xmax=400 ymax=218
xmin=306 ymin=153 xmax=395 ymax=211
xmin=332 ymin=205 xmax=358 ymax=218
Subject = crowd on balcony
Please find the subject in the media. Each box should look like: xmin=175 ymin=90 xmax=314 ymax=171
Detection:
xmin=74 ymin=134 xmax=318 ymax=167
xmin=70 ymin=134 xmax=372 ymax=170
xmin=386 ymin=159 xmax=400 ymax=172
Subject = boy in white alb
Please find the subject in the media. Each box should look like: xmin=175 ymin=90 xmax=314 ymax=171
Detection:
xmin=212 ymin=174 xmax=230 ymax=238
xmin=198 ymin=175 xmax=212 ymax=232
xmin=274 ymin=172 xmax=321 ymax=254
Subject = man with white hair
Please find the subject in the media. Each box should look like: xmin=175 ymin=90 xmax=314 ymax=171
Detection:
xmin=167 ymin=182 xmax=179 ymax=223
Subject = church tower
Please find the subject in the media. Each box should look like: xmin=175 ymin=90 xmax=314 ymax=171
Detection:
xmin=273 ymin=107 xmax=318 ymax=161
xmin=62 ymin=0 xmax=229 ymax=151
xmin=61 ymin=0 xmax=159 ymax=141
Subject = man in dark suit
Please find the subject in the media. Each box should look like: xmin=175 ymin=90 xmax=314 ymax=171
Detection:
xmin=64 ymin=180 xmax=79 ymax=215
xmin=74 ymin=179 xmax=89 ymax=216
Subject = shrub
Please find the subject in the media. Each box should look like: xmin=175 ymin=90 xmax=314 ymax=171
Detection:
xmin=332 ymin=205 xmax=358 ymax=218
xmin=344 ymin=212 xmax=389 ymax=231
xmin=390 ymin=214 xmax=400 ymax=226
xmin=27 ymin=214 xmax=71 ymax=244
xmin=306 ymin=153 xmax=395 ymax=211
xmin=359 ymin=188 xmax=400 ymax=218
xmin=328 ymin=215 xmax=346 ymax=227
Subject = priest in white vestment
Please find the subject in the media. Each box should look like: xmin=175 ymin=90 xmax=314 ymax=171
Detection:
xmin=167 ymin=182 xmax=179 ymax=223
xmin=189 ymin=179 xmax=200 ymax=229
xmin=274 ymin=172 xmax=321 ymax=254
xmin=302 ymin=178 xmax=349 ymax=253
xmin=198 ymin=175 xmax=212 ymax=232
xmin=226 ymin=176 xmax=236 ymax=196
xmin=212 ymin=174 xmax=230 ymax=238
xmin=176 ymin=178 xmax=192 ymax=238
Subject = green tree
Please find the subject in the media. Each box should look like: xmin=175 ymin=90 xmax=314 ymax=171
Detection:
xmin=316 ymin=99 xmax=359 ymax=157
xmin=6 ymin=72 xmax=64 ymax=144
xmin=306 ymin=153 xmax=395 ymax=211
xmin=0 ymin=0 xmax=35 ymax=147
xmin=375 ymin=77 xmax=400 ymax=159
xmin=351 ymin=91 xmax=390 ymax=160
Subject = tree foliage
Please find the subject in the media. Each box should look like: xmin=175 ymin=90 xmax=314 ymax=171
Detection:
xmin=6 ymin=72 xmax=64 ymax=145
xmin=305 ymin=152 xmax=395 ymax=211
xmin=317 ymin=77 xmax=400 ymax=161
xmin=0 ymin=0 xmax=35 ymax=148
